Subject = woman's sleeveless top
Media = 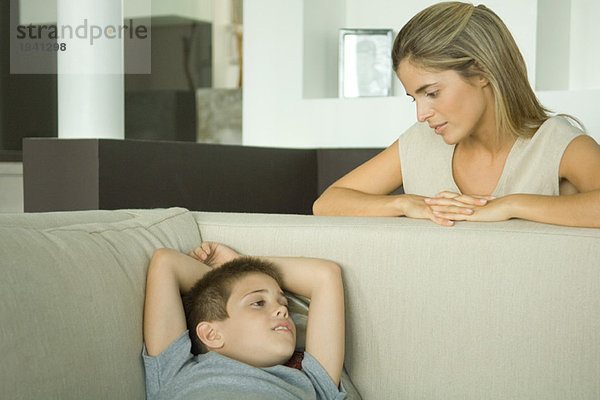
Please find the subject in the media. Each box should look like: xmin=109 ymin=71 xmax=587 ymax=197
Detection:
xmin=397 ymin=116 xmax=584 ymax=197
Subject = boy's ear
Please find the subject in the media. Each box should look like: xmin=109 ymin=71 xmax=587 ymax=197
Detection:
xmin=196 ymin=322 xmax=225 ymax=350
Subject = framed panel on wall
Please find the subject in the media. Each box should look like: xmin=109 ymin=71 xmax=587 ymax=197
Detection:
xmin=339 ymin=29 xmax=393 ymax=98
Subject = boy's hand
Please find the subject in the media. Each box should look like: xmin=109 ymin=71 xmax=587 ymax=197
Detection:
xmin=189 ymin=242 xmax=241 ymax=268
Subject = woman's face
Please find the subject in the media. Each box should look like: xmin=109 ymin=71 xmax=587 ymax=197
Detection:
xmin=397 ymin=60 xmax=495 ymax=145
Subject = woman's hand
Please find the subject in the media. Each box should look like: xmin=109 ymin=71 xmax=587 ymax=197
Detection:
xmin=401 ymin=194 xmax=463 ymax=226
xmin=424 ymin=191 xmax=513 ymax=223
xmin=188 ymin=242 xmax=241 ymax=268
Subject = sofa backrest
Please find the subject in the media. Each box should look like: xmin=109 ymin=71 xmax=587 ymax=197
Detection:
xmin=192 ymin=211 xmax=600 ymax=400
xmin=0 ymin=208 xmax=201 ymax=399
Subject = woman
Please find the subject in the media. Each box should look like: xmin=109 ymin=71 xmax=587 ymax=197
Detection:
xmin=313 ymin=2 xmax=600 ymax=228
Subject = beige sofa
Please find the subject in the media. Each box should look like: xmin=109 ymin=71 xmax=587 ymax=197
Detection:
xmin=2 ymin=207 xmax=599 ymax=399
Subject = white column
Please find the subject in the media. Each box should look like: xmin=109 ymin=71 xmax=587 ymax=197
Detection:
xmin=569 ymin=0 xmax=600 ymax=90
xmin=57 ymin=0 xmax=124 ymax=139
xmin=535 ymin=0 xmax=571 ymax=90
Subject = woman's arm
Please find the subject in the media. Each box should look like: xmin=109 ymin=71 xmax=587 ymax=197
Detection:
xmin=313 ymin=141 xmax=404 ymax=216
xmin=507 ymin=135 xmax=600 ymax=227
xmin=313 ymin=140 xmax=462 ymax=225
xmin=506 ymin=190 xmax=600 ymax=227
xmin=428 ymin=135 xmax=600 ymax=227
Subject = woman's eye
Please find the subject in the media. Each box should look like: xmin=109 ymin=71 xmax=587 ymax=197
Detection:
xmin=251 ymin=300 xmax=265 ymax=307
xmin=426 ymin=91 xmax=438 ymax=98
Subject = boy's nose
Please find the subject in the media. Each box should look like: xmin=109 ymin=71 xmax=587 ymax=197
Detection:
xmin=274 ymin=304 xmax=289 ymax=318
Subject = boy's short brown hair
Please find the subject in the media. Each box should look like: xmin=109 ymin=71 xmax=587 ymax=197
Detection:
xmin=182 ymin=256 xmax=284 ymax=355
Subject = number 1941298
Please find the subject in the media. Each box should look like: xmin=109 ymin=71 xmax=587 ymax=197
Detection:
xmin=20 ymin=42 xmax=67 ymax=52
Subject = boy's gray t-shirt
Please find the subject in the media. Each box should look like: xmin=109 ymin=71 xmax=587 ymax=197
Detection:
xmin=143 ymin=331 xmax=346 ymax=400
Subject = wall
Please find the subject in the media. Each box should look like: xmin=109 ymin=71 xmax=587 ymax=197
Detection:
xmin=243 ymin=0 xmax=600 ymax=148
xmin=244 ymin=0 xmax=405 ymax=148
xmin=535 ymin=0 xmax=600 ymax=137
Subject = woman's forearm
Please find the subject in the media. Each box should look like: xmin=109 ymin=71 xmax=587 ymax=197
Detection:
xmin=509 ymin=190 xmax=600 ymax=228
xmin=313 ymin=187 xmax=405 ymax=217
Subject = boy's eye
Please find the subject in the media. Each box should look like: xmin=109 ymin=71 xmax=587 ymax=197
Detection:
xmin=426 ymin=90 xmax=439 ymax=98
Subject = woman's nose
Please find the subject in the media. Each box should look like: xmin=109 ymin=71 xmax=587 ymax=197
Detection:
xmin=416 ymin=101 xmax=434 ymax=122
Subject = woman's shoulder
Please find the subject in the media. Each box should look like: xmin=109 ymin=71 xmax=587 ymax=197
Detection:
xmin=535 ymin=115 xmax=586 ymax=140
xmin=517 ymin=115 xmax=587 ymax=167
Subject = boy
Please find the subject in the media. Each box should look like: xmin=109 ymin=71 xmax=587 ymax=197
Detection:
xmin=143 ymin=241 xmax=346 ymax=399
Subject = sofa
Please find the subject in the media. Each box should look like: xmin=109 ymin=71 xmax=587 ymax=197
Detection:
xmin=2 ymin=207 xmax=599 ymax=399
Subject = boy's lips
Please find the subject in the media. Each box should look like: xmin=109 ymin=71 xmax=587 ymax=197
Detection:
xmin=272 ymin=321 xmax=293 ymax=333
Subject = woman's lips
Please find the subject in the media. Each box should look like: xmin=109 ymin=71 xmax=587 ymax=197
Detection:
xmin=434 ymin=122 xmax=448 ymax=135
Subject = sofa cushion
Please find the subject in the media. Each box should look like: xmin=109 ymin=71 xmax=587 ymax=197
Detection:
xmin=0 ymin=207 xmax=200 ymax=400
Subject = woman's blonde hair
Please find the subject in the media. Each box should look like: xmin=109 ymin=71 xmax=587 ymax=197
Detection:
xmin=392 ymin=2 xmax=556 ymax=139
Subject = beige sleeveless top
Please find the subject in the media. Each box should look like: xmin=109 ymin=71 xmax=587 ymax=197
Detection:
xmin=397 ymin=116 xmax=584 ymax=197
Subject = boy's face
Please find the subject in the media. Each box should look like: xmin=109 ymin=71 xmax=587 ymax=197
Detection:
xmin=215 ymin=273 xmax=296 ymax=368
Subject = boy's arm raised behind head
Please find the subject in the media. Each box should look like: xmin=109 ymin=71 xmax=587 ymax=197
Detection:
xmin=143 ymin=248 xmax=212 ymax=357
xmin=262 ymin=257 xmax=345 ymax=387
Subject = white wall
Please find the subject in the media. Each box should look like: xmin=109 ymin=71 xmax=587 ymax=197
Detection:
xmin=244 ymin=0 xmax=600 ymax=148
xmin=243 ymin=0 xmax=411 ymax=148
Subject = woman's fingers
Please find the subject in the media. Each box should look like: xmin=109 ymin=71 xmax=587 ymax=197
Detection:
xmin=424 ymin=193 xmax=506 ymax=224
xmin=426 ymin=192 xmax=481 ymax=223
xmin=432 ymin=210 xmax=472 ymax=221
xmin=430 ymin=215 xmax=455 ymax=226
xmin=435 ymin=191 xmax=491 ymax=201
xmin=425 ymin=197 xmax=480 ymax=209
xmin=428 ymin=192 xmax=494 ymax=207
xmin=431 ymin=205 xmax=474 ymax=215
